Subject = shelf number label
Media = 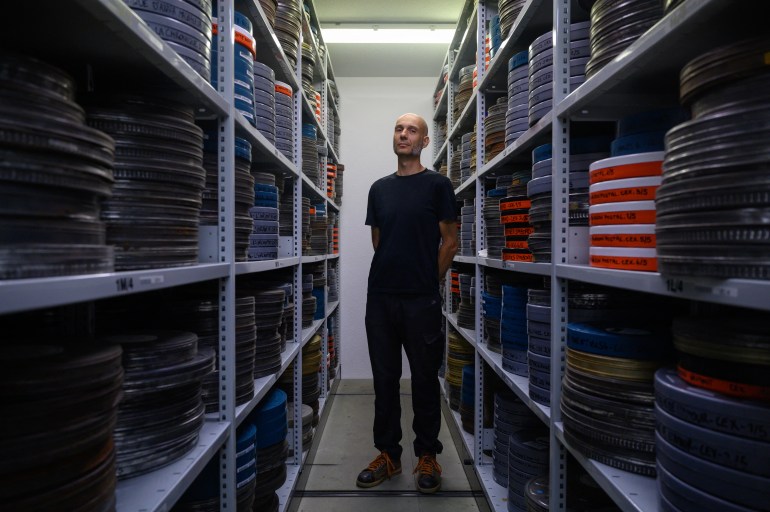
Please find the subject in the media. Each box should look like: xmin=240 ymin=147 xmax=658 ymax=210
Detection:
xmin=665 ymin=278 xmax=684 ymax=293
xmin=116 ymin=277 xmax=134 ymax=292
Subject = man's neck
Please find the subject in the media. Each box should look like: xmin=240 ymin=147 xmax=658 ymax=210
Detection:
xmin=396 ymin=156 xmax=425 ymax=176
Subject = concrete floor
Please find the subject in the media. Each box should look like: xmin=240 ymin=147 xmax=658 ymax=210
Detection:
xmin=288 ymin=379 xmax=491 ymax=512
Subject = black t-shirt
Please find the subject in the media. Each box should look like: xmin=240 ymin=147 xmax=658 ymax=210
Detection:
xmin=366 ymin=169 xmax=457 ymax=295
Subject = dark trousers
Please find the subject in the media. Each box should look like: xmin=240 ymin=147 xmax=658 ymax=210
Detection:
xmin=365 ymin=292 xmax=445 ymax=460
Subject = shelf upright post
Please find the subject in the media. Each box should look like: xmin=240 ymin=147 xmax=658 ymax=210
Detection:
xmin=549 ymin=0 xmax=571 ymax=509
xmin=446 ymin=49 xmax=456 ymax=183
xmin=320 ymin=74 xmax=330 ymax=399
xmin=473 ymin=0 xmax=490 ymax=466
xmin=215 ymin=0 xmax=237 ymax=509
xmin=291 ymin=20 xmax=305 ymax=466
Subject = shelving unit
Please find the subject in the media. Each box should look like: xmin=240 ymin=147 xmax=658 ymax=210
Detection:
xmin=435 ymin=1 xmax=769 ymax=511
xmin=0 ymin=1 xmax=343 ymax=511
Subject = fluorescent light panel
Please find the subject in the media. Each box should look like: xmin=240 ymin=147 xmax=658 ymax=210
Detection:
xmin=322 ymin=27 xmax=454 ymax=44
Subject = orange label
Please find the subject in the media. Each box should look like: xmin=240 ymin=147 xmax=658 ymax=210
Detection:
xmin=590 ymin=210 xmax=656 ymax=225
xmin=590 ymin=233 xmax=656 ymax=248
xmin=590 ymin=161 xmax=662 ymax=184
xmin=678 ymin=365 xmax=770 ymax=402
xmin=590 ymin=254 xmax=657 ymax=271
xmin=235 ymin=32 xmax=256 ymax=57
xmin=275 ymin=84 xmax=293 ymax=97
xmin=502 ymin=252 xmax=534 ymax=262
xmin=501 ymin=213 xmax=530 ymax=224
xmin=505 ymin=240 xmax=529 ymax=249
xmin=505 ymin=226 xmax=535 ymax=236
xmin=500 ymin=199 xmax=531 ymax=210
xmin=590 ymin=185 xmax=659 ymax=204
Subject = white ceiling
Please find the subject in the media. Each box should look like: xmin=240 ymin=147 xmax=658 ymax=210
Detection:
xmin=315 ymin=0 xmax=466 ymax=77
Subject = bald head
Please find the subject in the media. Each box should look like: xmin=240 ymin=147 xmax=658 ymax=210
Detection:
xmin=396 ymin=113 xmax=429 ymax=137
xmin=393 ymin=113 xmax=430 ymax=158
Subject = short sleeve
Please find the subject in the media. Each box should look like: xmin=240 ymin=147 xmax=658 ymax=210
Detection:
xmin=435 ymin=177 xmax=457 ymax=222
xmin=365 ymin=181 xmax=378 ymax=226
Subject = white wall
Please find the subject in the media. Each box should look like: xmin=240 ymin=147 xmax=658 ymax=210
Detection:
xmin=337 ymin=76 xmax=436 ymax=379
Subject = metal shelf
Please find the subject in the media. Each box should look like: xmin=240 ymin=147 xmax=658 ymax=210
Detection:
xmin=555 ymin=0 xmax=734 ymax=120
xmin=448 ymin=6 xmax=479 ymax=82
xmin=115 ymin=421 xmax=230 ymax=512
xmin=1 ymin=0 xmax=228 ymax=117
xmin=236 ymin=257 xmax=301 ymax=275
xmin=235 ymin=112 xmax=299 ymax=176
xmin=234 ymin=342 xmax=302 ymax=426
xmin=476 ymin=342 xmax=550 ymax=425
xmin=554 ymin=423 xmax=659 ymax=512
xmin=0 ymin=264 xmax=229 ymax=315
xmin=277 ymin=464 xmax=303 ymax=512
xmin=556 ymin=264 xmax=770 ymax=312
xmin=475 ymin=464 xmax=509 ymax=512
xmin=448 ymin=89 xmax=478 ymax=142
xmin=446 ymin=313 xmax=477 ymax=346
xmin=301 ymin=255 xmax=327 ymax=264
xmin=455 ymin=171 xmax=477 ymax=196
xmin=433 ymin=83 xmax=449 ymax=120
xmin=433 ymin=138 xmax=449 ymax=168
xmin=328 ymin=300 xmax=340 ymax=315
xmin=302 ymin=319 xmax=325 ymax=345
xmin=240 ymin=0 xmax=301 ymax=93
xmin=479 ymin=111 xmax=552 ymax=176
xmin=478 ymin=0 xmax=553 ymax=95
xmin=301 ymin=173 xmax=328 ymax=203
xmin=454 ymin=255 xmax=477 ymax=265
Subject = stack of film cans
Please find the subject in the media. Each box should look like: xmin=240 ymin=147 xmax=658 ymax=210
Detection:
xmin=0 ymin=54 xmax=115 ymax=279
xmin=498 ymin=0 xmax=527 ymax=42
xmin=485 ymin=97 xmax=508 ymax=163
xmin=528 ymin=22 xmax=590 ymax=127
xmin=589 ymin=151 xmax=663 ymax=271
xmin=499 ymin=170 xmax=533 ymax=262
xmin=657 ymin=37 xmax=770 ymax=279
xmin=508 ymin=426 xmax=549 ymax=512
xmin=485 ymin=175 xmax=516 ymax=259
xmin=125 ymin=0 xmax=212 ymax=80
xmin=457 ymin=271 xmax=475 ymax=329
xmin=590 ymin=108 xmax=686 ymax=272
xmin=500 ymin=284 xmax=528 ymax=377
xmin=254 ymin=61 xmax=277 ymax=145
xmin=506 ymin=51 xmax=529 ymax=145
xmin=491 ymin=386 xmax=542 ymax=488
xmin=460 ymin=199 xmax=475 ymax=256
xmin=250 ymin=171 xmax=279 ymax=261
xmin=481 ymin=272 xmax=503 ymax=353
xmin=445 ymin=327 xmax=474 ymax=410
xmin=212 ymin=11 xmax=257 ymax=127
xmin=654 ymin=306 xmax=770 ymax=512
xmin=455 ymin=65 xmax=475 ymax=121
xmin=460 ymin=131 xmax=474 ymax=183
xmin=84 ymin=95 xmax=207 ymax=270
xmin=529 ymin=137 xmax=611 ymax=263
xmin=247 ymin=389 xmax=289 ymax=510
xmin=586 ymin=0 xmax=663 ymax=78
xmin=274 ymin=81 xmax=295 ymax=162
xmin=561 ymin=291 xmax=673 ymax=478
xmin=275 ymin=0 xmax=302 ymax=67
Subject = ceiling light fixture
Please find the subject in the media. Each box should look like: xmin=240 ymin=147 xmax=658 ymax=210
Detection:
xmin=321 ymin=25 xmax=454 ymax=44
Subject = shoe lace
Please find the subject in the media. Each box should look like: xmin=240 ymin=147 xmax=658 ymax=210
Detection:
xmin=368 ymin=452 xmax=397 ymax=474
xmin=413 ymin=455 xmax=441 ymax=476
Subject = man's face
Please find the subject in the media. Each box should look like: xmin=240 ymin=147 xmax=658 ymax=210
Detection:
xmin=393 ymin=115 xmax=428 ymax=156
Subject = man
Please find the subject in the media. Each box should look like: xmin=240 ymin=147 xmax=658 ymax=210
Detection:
xmin=356 ymin=113 xmax=458 ymax=494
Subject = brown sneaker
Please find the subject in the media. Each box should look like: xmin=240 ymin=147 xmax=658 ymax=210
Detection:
xmin=356 ymin=451 xmax=402 ymax=488
xmin=414 ymin=453 xmax=442 ymax=493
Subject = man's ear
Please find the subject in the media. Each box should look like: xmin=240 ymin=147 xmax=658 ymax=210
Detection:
xmin=423 ymin=136 xmax=430 ymax=148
